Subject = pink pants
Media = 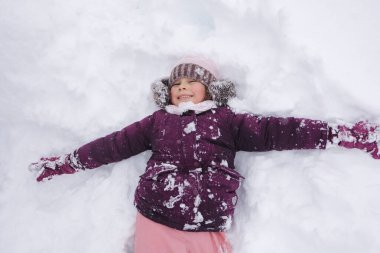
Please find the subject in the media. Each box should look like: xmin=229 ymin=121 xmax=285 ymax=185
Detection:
xmin=134 ymin=213 xmax=233 ymax=253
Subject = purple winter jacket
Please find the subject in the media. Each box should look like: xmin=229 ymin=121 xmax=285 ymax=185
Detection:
xmin=76 ymin=106 xmax=328 ymax=232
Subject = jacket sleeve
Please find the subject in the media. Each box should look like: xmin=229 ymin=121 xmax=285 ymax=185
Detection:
xmin=231 ymin=113 xmax=328 ymax=152
xmin=75 ymin=114 xmax=154 ymax=169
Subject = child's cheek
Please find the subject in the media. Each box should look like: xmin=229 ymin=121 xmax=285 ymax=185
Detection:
xmin=170 ymin=88 xmax=178 ymax=105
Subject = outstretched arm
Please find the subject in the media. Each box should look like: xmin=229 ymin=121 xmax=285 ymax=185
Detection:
xmin=231 ymin=112 xmax=380 ymax=159
xmin=29 ymin=114 xmax=154 ymax=182
xmin=231 ymin=113 xmax=329 ymax=152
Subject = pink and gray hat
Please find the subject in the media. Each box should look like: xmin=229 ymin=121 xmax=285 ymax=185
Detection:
xmin=168 ymin=56 xmax=220 ymax=88
xmin=152 ymin=56 xmax=236 ymax=108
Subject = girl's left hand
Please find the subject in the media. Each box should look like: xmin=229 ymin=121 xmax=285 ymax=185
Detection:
xmin=29 ymin=154 xmax=79 ymax=182
xmin=329 ymin=121 xmax=380 ymax=159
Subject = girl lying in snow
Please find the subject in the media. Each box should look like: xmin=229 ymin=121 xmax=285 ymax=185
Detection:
xmin=29 ymin=56 xmax=380 ymax=253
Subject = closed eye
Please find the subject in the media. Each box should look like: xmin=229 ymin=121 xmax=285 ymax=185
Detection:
xmin=173 ymin=79 xmax=197 ymax=86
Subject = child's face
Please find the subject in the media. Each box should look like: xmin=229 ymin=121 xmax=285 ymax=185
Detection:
xmin=170 ymin=78 xmax=207 ymax=106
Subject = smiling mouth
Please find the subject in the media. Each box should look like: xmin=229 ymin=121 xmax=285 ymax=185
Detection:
xmin=178 ymin=95 xmax=193 ymax=100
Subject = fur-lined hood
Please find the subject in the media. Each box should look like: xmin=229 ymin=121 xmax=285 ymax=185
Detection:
xmin=151 ymin=78 xmax=237 ymax=108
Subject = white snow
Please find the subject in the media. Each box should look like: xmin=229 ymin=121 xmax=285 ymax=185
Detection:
xmin=1 ymin=0 xmax=380 ymax=253
xmin=184 ymin=121 xmax=196 ymax=134
xmin=163 ymin=175 xmax=185 ymax=208
xmin=193 ymin=211 xmax=204 ymax=223
xmin=194 ymin=194 xmax=202 ymax=208
xmin=195 ymin=67 xmax=205 ymax=76
xmin=183 ymin=223 xmax=200 ymax=231
xmin=221 ymin=160 xmax=229 ymax=167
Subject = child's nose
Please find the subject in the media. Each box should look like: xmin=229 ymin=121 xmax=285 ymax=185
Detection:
xmin=178 ymin=82 xmax=189 ymax=89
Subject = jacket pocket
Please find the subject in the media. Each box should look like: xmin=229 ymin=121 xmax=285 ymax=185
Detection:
xmin=140 ymin=165 xmax=178 ymax=181
xmin=206 ymin=166 xmax=244 ymax=194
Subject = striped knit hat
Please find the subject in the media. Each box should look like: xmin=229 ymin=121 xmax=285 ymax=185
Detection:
xmin=168 ymin=56 xmax=220 ymax=87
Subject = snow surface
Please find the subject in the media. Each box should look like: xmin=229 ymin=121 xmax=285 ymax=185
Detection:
xmin=1 ymin=0 xmax=380 ymax=252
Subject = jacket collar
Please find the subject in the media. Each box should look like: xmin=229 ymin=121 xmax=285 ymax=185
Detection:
xmin=165 ymin=100 xmax=217 ymax=115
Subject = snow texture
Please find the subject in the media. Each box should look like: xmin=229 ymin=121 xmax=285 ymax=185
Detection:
xmin=1 ymin=0 xmax=380 ymax=252
xmin=184 ymin=122 xmax=196 ymax=134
